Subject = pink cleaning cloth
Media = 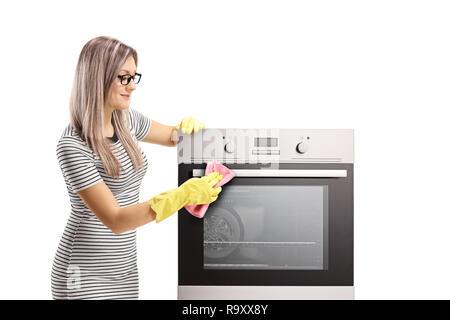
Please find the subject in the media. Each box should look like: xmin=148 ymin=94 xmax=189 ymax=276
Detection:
xmin=185 ymin=161 xmax=235 ymax=218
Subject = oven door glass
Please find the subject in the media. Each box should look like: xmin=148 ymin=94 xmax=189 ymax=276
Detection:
xmin=203 ymin=184 xmax=328 ymax=270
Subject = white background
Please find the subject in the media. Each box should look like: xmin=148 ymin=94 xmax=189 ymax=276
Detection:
xmin=1 ymin=0 xmax=449 ymax=300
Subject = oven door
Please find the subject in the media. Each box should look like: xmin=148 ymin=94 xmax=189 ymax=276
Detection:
xmin=178 ymin=163 xmax=353 ymax=286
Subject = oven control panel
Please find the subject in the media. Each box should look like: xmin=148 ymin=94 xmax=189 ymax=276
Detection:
xmin=177 ymin=128 xmax=354 ymax=164
xmin=296 ymin=138 xmax=308 ymax=154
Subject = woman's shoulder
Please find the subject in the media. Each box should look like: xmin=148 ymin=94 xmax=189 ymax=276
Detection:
xmin=56 ymin=124 xmax=92 ymax=154
xmin=128 ymin=107 xmax=149 ymax=125
xmin=58 ymin=123 xmax=83 ymax=141
xmin=127 ymin=107 xmax=139 ymax=127
xmin=127 ymin=107 xmax=152 ymax=141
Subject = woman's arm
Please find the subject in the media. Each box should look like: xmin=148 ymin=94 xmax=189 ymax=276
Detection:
xmin=140 ymin=116 xmax=205 ymax=146
xmin=77 ymin=181 xmax=157 ymax=234
xmin=141 ymin=120 xmax=177 ymax=147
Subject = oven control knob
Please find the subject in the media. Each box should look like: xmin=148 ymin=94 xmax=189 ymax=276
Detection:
xmin=224 ymin=142 xmax=235 ymax=153
xmin=296 ymin=141 xmax=308 ymax=154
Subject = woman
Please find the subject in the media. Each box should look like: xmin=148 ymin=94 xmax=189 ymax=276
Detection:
xmin=51 ymin=36 xmax=223 ymax=300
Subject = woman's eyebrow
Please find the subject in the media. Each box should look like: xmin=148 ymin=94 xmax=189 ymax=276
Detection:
xmin=119 ymin=69 xmax=136 ymax=73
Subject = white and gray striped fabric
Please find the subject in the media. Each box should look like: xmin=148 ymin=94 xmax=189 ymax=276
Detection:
xmin=51 ymin=108 xmax=151 ymax=300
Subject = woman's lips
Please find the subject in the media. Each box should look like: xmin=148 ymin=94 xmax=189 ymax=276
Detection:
xmin=121 ymin=94 xmax=130 ymax=99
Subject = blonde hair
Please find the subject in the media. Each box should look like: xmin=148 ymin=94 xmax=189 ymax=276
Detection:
xmin=70 ymin=36 xmax=144 ymax=178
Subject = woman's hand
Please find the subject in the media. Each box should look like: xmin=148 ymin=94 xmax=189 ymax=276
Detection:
xmin=178 ymin=172 xmax=223 ymax=205
xmin=175 ymin=117 xmax=205 ymax=134
xmin=148 ymin=172 xmax=223 ymax=223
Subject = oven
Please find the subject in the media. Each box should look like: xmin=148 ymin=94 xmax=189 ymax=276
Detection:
xmin=177 ymin=128 xmax=354 ymax=300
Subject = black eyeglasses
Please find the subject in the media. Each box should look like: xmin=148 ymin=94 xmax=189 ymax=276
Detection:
xmin=117 ymin=73 xmax=142 ymax=85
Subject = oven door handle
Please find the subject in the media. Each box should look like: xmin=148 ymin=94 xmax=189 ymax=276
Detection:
xmin=192 ymin=169 xmax=347 ymax=178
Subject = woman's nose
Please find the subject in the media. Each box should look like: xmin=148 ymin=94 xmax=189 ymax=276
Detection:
xmin=127 ymin=81 xmax=136 ymax=91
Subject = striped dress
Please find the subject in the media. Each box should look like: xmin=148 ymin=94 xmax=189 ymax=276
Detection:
xmin=51 ymin=108 xmax=152 ymax=300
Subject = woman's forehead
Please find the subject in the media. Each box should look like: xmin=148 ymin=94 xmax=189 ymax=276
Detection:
xmin=120 ymin=56 xmax=136 ymax=73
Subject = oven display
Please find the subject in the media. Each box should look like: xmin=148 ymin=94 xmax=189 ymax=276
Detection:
xmin=254 ymin=137 xmax=278 ymax=147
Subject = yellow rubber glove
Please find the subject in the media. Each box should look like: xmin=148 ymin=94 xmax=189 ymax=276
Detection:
xmin=175 ymin=117 xmax=205 ymax=134
xmin=148 ymin=172 xmax=223 ymax=223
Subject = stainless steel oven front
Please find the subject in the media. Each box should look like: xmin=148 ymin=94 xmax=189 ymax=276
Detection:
xmin=177 ymin=128 xmax=354 ymax=300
